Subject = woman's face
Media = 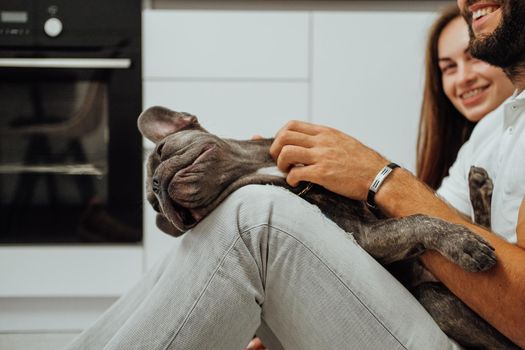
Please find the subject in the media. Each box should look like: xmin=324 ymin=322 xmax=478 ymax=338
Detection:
xmin=438 ymin=16 xmax=514 ymax=122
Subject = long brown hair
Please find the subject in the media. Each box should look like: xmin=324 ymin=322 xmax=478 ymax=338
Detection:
xmin=416 ymin=5 xmax=476 ymax=190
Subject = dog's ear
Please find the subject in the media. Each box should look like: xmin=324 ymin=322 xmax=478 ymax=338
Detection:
xmin=138 ymin=106 xmax=203 ymax=143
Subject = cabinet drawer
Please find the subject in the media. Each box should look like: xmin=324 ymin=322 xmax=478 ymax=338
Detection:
xmin=143 ymin=10 xmax=309 ymax=79
xmin=0 ymin=246 xmax=142 ymax=297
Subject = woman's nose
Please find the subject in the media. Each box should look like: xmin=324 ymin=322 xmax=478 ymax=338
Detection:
xmin=457 ymin=62 xmax=476 ymax=86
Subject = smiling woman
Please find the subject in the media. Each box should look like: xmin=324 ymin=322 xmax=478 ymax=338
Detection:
xmin=416 ymin=5 xmax=514 ymax=190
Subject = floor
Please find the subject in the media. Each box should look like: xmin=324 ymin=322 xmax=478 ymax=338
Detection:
xmin=0 ymin=332 xmax=79 ymax=350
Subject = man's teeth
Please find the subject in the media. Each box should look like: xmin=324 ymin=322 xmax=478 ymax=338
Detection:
xmin=473 ymin=6 xmax=499 ymax=20
xmin=462 ymin=88 xmax=485 ymax=99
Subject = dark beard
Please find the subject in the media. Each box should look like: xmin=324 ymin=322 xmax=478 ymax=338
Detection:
xmin=466 ymin=0 xmax=525 ymax=72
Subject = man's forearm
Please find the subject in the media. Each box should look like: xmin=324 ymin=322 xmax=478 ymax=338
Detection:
xmin=375 ymin=168 xmax=525 ymax=348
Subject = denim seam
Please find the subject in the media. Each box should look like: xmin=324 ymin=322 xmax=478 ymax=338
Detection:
xmin=164 ymin=234 xmax=244 ymax=350
xmin=238 ymin=223 xmax=272 ymax=285
xmin=259 ymin=223 xmax=409 ymax=350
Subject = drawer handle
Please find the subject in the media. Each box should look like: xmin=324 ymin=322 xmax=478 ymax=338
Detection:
xmin=0 ymin=58 xmax=132 ymax=69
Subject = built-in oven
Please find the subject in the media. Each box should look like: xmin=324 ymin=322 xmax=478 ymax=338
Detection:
xmin=0 ymin=0 xmax=142 ymax=243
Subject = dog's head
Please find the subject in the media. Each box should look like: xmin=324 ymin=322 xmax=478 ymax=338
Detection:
xmin=138 ymin=106 xmax=279 ymax=236
xmin=138 ymin=106 xmax=221 ymax=236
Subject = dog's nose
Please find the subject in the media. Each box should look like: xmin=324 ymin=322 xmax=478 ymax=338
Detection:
xmin=152 ymin=177 xmax=161 ymax=194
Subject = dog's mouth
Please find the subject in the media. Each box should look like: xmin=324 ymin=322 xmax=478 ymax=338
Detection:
xmin=156 ymin=201 xmax=201 ymax=237
xmin=154 ymin=187 xmax=208 ymax=237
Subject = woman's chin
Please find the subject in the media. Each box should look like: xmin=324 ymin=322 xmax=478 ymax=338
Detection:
xmin=463 ymin=109 xmax=486 ymax=123
xmin=460 ymin=101 xmax=494 ymax=123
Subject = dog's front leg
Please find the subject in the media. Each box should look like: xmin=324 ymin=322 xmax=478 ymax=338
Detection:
xmin=354 ymin=214 xmax=496 ymax=272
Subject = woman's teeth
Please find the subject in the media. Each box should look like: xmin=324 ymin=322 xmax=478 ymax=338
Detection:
xmin=461 ymin=87 xmax=485 ymax=99
xmin=473 ymin=6 xmax=499 ymax=21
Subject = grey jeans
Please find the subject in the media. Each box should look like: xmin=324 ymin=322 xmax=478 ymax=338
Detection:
xmin=65 ymin=185 xmax=462 ymax=350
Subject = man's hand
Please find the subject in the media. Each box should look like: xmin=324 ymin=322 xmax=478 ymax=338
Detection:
xmin=270 ymin=120 xmax=387 ymax=200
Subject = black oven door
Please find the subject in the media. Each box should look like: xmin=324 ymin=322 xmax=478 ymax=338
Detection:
xmin=0 ymin=57 xmax=142 ymax=243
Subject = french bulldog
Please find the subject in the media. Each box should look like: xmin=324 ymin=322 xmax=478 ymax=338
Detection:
xmin=138 ymin=106 xmax=518 ymax=350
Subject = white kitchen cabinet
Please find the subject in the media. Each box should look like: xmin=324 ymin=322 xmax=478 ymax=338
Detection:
xmin=0 ymin=296 xmax=117 ymax=332
xmin=311 ymin=11 xmax=436 ymax=171
xmin=0 ymin=246 xmax=142 ymax=331
xmin=143 ymin=10 xmax=309 ymax=79
xmin=0 ymin=246 xmax=142 ymax=297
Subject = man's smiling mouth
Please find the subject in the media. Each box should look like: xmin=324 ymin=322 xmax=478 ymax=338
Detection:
xmin=472 ymin=5 xmax=500 ymax=21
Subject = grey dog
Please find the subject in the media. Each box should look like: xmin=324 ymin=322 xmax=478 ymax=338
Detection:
xmin=138 ymin=106 xmax=519 ymax=350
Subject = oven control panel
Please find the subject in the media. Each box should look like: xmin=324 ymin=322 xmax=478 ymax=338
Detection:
xmin=0 ymin=0 xmax=140 ymax=49
xmin=1 ymin=3 xmax=63 ymax=41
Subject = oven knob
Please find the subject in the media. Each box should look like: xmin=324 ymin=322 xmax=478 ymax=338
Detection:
xmin=44 ymin=17 xmax=63 ymax=37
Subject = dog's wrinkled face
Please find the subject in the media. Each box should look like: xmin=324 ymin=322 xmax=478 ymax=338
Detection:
xmin=138 ymin=106 xmax=208 ymax=235
xmin=138 ymin=106 xmax=282 ymax=236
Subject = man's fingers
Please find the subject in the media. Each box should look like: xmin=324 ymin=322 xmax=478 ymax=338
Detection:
xmin=276 ymin=145 xmax=315 ymax=173
xmin=279 ymin=120 xmax=324 ymax=136
xmin=246 ymin=337 xmax=266 ymax=350
xmin=287 ymin=164 xmax=316 ymax=187
xmin=270 ymin=129 xmax=315 ymax=159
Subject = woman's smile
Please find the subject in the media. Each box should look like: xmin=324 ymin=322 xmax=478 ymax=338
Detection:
xmin=459 ymin=84 xmax=490 ymax=107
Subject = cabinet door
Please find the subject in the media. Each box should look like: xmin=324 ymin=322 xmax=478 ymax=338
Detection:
xmin=143 ymin=10 xmax=309 ymax=79
xmin=312 ymin=12 xmax=436 ymax=171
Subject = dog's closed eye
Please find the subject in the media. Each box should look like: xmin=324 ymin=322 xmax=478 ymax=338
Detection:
xmin=151 ymin=198 xmax=161 ymax=213
xmin=156 ymin=142 xmax=165 ymax=157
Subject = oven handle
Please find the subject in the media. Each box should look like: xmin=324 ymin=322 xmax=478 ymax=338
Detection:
xmin=0 ymin=58 xmax=132 ymax=69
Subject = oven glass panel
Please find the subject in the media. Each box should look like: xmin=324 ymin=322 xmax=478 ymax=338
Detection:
xmin=0 ymin=75 xmax=126 ymax=243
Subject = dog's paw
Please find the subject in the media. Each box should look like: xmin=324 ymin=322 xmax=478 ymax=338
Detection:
xmin=431 ymin=225 xmax=496 ymax=272
xmin=468 ymin=166 xmax=493 ymax=228
xmin=468 ymin=166 xmax=493 ymax=197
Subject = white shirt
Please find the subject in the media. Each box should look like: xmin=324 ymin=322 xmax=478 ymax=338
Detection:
xmin=437 ymin=90 xmax=525 ymax=243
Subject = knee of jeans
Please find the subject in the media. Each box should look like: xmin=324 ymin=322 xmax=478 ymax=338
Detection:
xmin=220 ymin=184 xmax=327 ymax=235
